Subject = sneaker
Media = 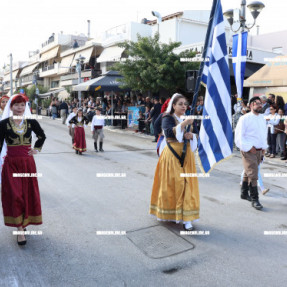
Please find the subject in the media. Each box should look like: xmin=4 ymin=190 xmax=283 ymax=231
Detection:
xmin=265 ymin=153 xmax=270 ymax=157
xmin=270 ymin=154 xmax=275 ymax=158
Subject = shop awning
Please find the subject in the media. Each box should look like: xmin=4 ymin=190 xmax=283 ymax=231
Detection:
xmin=58 ymin=54 xmax=75 ymax=75
xmin=12 ymin=70 xmax=19 ymax=80
xmin=72 ymin=70 xmax=127 ymax=92
xmin=38 ymin=87 xmax=65 ymax=98
xmin=71 ymin=47 xmax=94 ymax=66
xmin=244 ymin=55 xmax=287 ymax=87
xmin=20 ymin=63 xmax=39 ymax=77
xmin=97 ymin=46 xmax=125 ymax=63
xmin=39 ymin=46 xmax=59 ymax=63
xmin=4 ymin=74 xmax=11 ymax=82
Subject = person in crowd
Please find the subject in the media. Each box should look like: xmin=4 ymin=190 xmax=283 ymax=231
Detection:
xmin=276 ymin=108 xmax=287 ymax=158
xmin=265 ymin=105 xmax=280 ymax=158
xmin=51 ymin=100 xmax=58 ymax=120
xmin=231 ymin=94 xmax=237 ymax=115
xmin=144 ymin=106 xmax=151 ymax=135
xmin=150 ymin=93 xmax=199 ymax=231
xmin=137 ymin=94 xmax=145 ymax=106
xmin=235 ymin=96 xmax=268 ymax=210
xmin=275 ymin=95 xmax=285 ymax=111
xmin=259 ymin=95 xmax=270 ymax=116
xmin=268 ymin=94 xmax=275 ymax=105
xmin=137 ymin=111 xmax=145 ymax=133
xmin=66 ymin=106 xmax=77 ymax=145
xmin=0 ymin=94 xmax=46 ymax=245
xmin=145 ymin=97 xmax=153 ymax=110
xmin=69 ymin=108 xmax=89 ymax=155
xmin=148 ymin=97 xmax=162 ymax=142
xmin=59 ymin=100 xmax=68 ymax=124
xmin=284 ymin=117 xmax=287 ymax=163
xmin=73 ymin=39 xmax=79 ymax=49
xmin=284 ymin=100 xmax=287 ymax=115
xmin=91 ymin=107 xmax=105 ymax=152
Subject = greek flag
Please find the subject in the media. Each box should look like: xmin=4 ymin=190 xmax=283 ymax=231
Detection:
xmin=232 ymin=32 xmax=248 ymax=98
xmin=198 ymin=0 xmax=233 ymax=174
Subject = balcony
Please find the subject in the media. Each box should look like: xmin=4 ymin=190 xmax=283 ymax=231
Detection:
xmin=39 ymin=63 xmax=59 ymax=77
xmin=60 ymin=70 xmax=92 ymax=81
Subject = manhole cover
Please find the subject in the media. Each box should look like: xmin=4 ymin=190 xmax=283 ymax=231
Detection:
xmin=126 ymin=225 xmax=195 ymax=259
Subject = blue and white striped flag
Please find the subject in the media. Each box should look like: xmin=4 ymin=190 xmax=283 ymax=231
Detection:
xmin=232 ymin=31 xmax=248 ymax=98
xmin=198 ymin=0 xmax=233 ymax=174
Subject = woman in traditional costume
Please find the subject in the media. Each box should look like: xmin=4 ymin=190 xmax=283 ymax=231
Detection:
xmin=0 ymin=95 xmax=9 ymax=120
xmin=150 ymin=93 xmax=200 ymax=231
xmin=69 ymin=108 xmax=89 ymax=155
xmin=0 ymin=94 xmax=46 ymax=245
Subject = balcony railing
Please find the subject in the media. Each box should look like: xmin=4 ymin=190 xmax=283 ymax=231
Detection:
xmin=60 ymin=69 xmax=92 ymax=81
xmin=42 ymin=37 xmax=55 ymax=48
xmin=42 ymin=65 xmax=56 ymax=72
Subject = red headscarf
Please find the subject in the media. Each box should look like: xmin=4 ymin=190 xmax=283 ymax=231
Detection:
xmin=0 ymin=95 xmax=9 ymax=101
xmin=161 ymin=98 xmax=171 ymax=113
xmin=11 ymin=94 xmax=29 ymax=107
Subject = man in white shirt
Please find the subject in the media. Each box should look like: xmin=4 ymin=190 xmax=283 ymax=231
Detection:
xmin=235 ymin=96 xmax=268 ymax=210
xmin=91 ymin=107 xmax=105 ymax=152
xmin=66 ymin=106 xmax=77 ymax=144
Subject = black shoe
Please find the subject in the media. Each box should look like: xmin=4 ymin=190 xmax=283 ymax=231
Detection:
xmin=249 ymin=184 xmax=263 ymax=210
xmin=79 ymin=151 xmax=82 ymax=155
xmin=241 ymin=181 xmax=251 ymax=201
xmin=17 ymin=233 xmax=27 ymax=246
xmin=99 ymin=142 xmax=104 ymax=152
xmin=75 ymin=150 xmax=78 ymax=154
xmin=252 ymin=200 xmax=263 ymax=210
xmin=94 ymin=142 xmax=98 ymax=152
xmin=281 ymin=156 xmax=287 ymax=160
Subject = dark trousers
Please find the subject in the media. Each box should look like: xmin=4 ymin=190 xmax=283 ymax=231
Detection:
xmin=267 ymin=128 xmax=277 ymax=154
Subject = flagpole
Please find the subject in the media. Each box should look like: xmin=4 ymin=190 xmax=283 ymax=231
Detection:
xmin=190 ymin=0 xmax=218 ymax=115
xmin=181 ymin=0 xmax=218 ymax=166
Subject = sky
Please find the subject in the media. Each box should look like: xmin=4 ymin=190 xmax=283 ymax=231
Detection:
xmin=1 ymin=0 xmax=287 ymax=71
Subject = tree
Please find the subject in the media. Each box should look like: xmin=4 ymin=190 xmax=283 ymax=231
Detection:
xmin=16 ymin=85 xmax=49 ymax=108
xmin=113 ymin=33 xmax=200 ymax=95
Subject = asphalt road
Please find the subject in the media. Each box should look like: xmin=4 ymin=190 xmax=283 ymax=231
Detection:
xmin=0 ymin=116 xmax=286 ymax=287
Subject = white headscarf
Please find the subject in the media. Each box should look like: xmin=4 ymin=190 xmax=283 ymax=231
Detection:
xmin=0 ymin=95 xmax=32 ymax=183
xmin=1 ymin=94 xmax=31 ymax=120
xmin=166 ymin=93 xmax=183 ymax=114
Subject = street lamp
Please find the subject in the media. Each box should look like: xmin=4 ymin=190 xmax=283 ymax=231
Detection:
xmin=151 ymin=11 xmax=162 ymax=34
xmin=33 ymin=70 xmax=39 ymax=114
xmin=75 ymin=54 xmax=86 ymax=107
xmin=223 ymin=1 xmax=265 ymax=32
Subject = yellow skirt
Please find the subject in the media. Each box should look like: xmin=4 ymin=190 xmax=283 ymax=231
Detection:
xmin=150 ymin=142 xmax=200 ymax=222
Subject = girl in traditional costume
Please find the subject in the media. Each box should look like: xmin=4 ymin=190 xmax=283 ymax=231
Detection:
xmin=0 ymin=94 xmax=46 ymax=245
xmin=150 ymin=93 xmax=200 ymax=231
xmin=69 ymin=108 xmax=89 ymax=155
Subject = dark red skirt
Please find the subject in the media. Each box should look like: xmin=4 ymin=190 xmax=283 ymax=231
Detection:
xmin=1 ymin=146 xmax=42 ymax=227
xmin=73 ymin=126 xmax=87 ymax=152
